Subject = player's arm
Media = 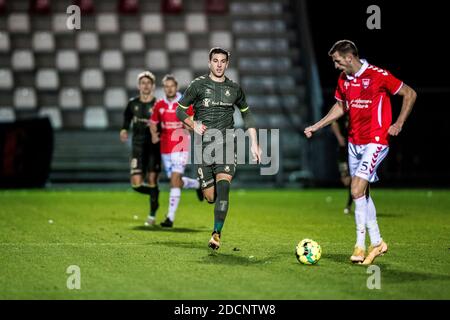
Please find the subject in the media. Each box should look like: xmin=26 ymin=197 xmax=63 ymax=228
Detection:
xmin=331 ymin=121 xmax=346 ymax=147
xmin=304 ymin=101 xmax=345 ymax=138
xmin=236 ymin=87 xmax=261 ymax=163
xmin=388 ymin=83 xmax=417 ymax=136
xmin=120 ymin=101 xmax=132 ymax=142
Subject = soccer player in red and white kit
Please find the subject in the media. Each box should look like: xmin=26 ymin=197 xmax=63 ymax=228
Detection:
xmin=149 ymin=75 xmax=203 ymax=228
xmin=304 ymin=40 xmax=417 ymax=264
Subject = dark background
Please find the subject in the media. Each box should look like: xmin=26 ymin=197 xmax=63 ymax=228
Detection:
xmin=307 ymin=1 xmax=450 ymax=187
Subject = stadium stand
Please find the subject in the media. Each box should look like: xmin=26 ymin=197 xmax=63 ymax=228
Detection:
xmin=0 ymin=0 xmax=309 ymax=186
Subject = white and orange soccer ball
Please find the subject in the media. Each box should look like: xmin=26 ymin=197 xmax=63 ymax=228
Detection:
xmin=295 ymin=239 xmax=322 ymax=265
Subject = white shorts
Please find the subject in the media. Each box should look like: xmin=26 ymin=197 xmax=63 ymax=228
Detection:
xmin=348 ymin=143 xmax=389 ymax=183
xmin=162 ymin=152 xmax=189 ymax=178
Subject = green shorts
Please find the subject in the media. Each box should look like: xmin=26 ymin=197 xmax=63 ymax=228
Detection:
xmin=196 ymin=162 xmax=236 ymax=189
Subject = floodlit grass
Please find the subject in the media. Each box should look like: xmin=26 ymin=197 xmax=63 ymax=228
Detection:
xmin=0 ymin=188 xmax=449 ymax=299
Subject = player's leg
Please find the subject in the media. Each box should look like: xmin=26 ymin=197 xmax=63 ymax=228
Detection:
xmin=358 ymin=144 xmax=389 ymax=264
xmin=347 ymin=143 xmax=367 ymax=262
xmin=161 ymin=171 xmax=183 ymax=228
xmin=197 ymin=165 xmax=215 ymax=203
xmin=130 ymin=145 xmax=153 ymax=194
xmin=175 ymin=151 xmax=203 ymax=201
xmin=208 ymin=161 xmax=236 ymax=250
xmin=145 ymin=144 xmax=161 ymax=224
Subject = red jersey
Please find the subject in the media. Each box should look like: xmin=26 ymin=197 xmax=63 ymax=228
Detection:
xmin=150 ymin=92 xmax=194 ymax=154
xmin=334 ymin=60 xmax=403 ymax=145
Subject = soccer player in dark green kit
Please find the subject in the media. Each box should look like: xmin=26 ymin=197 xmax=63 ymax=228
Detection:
xmin=176 ymin=48 xmax=262 ymax=250
xmin=120 ymin=71 xmax=161 ymax=224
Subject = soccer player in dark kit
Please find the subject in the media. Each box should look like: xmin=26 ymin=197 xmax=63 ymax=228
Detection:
xmin=120 ymin=71 xmax=161 ymax=224
xmin=176 ymin=47 xmax=262 ymax=250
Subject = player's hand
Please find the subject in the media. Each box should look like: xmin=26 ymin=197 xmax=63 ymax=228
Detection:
xmin=337 ymin=135 xmax=346 ymax=147
xmin=193 ymin=121 xmax=207 ymax=135
xmin=119 ymin=129 xmax=128 ymax=142
xmin=251 ymin=144 xmax=262 ymax=164
xmin=151 ymin=135 xmax=160 ymax=144
xmin=388 ymin=123 xmax=402 ymax=136
xmin=304 ymin=125 xmax=318 ymax=138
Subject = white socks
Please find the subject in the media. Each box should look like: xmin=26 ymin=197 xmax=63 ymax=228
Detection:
xmin=167 ymin=188 xmax=181 ymax=222
xmin=354 ymin=196 xmax=367 ymax=249
xmin=354 ymin=195 xmax=383 ymax=249
xmin=182 ymin=177 xmax=200 ymax=189
xmin=367 ymin=196 xmax=382 ymax=246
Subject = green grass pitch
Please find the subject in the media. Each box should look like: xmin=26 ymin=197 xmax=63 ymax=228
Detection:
xmin=0 ymin=188 xmax=449 ymax=299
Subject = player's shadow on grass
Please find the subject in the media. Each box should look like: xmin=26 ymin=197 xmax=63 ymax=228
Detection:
xmin=380 ymin=267 xmax=450 ymax=283
xmin=200 ymin=252 xmax=280 ymax=266
xmin=376 ymin=212 xmax=404 ymax=218
xmin=149 ymin=240 xmax=207 ymax=250
xmin=322 ymin=253 xmax=350 ymax=264
xmin=132 ymin=226 xmax=206 ymax=233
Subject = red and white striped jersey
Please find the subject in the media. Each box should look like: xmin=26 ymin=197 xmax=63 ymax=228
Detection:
xmin=334 ymin=60 xmax=403 ymax=145
xmin=150 ymin=92 xmax=194 ymax=154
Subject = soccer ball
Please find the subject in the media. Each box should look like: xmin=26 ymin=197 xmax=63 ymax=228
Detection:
xmin=295 ymin=239 xmax=322 ymax=265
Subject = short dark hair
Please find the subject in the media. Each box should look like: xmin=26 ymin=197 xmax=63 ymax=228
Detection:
xmin=328 ymin=40 xmax=359 ymax=57
xmin=209 ymin=47 xmax=230 ymax=61
xmin=162 ymin=74 xmax=178 ymax=86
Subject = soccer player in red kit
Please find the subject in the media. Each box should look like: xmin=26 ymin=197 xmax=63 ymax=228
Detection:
xmin=149 ymin=74 xmax=203 ymax=228
xmin=304 ymin=40 xmax=417 ymax=264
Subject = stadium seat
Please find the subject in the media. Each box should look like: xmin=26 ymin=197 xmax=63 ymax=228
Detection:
xmin=0 ymin=0 xmax=6 ymax=14
xmin=52 ymin=13 xmax=71 ymax=33
xmin=166 ymin=32 xmax=188 ymax=51
xmin=56 ymin=50 xmax=79 ymax=71
xmin=162 ymin=0 xmax=183 ymax=14
xmin=14 ymin=88 xmax=37 ymax=110
xmin=76 ymin=32 xmax=99 ymax=52
xmin=29 ymin=0 xmax=51 ymax=14
xmin=118 ymin=0 xmax=139 ymax=14
xmin=73 ymin=0 xmax=95 ymax=14
xmin=0 ymin=32 xmax=10 ymax=52
xmin=84 ymin=106 xmax=108 ymax=129
xmin=154 ymin=87 xmax=165 ymax=100
xmin=141 ymin=14 xmax=163 ymax=33
xmin=59 ymin=88 xmax=82 ymax=109
xmin=104 ymin=88 xmax=127 ymax=110
xmin=236 ymin=38 xmax=289 ymax=52
xmin=36 ymin=69 xmax=59 ymax=90
xmin=81 ymin=69 xmax=104 ymax=90
xmin=121 ymin=32 xmax=144 ymax=52
xmin=226 ymin=68 xmax=239 ymax=82
xmin=0 ymin=107 xmax=15 ymax=122
xmin=210 ymin=31 xmax=232 ymax=50
xmin=206 ymin=0 xmax=228 ymax=14
xmin=8 ymin=13 xmax=30 ymax=33
xmin=146 ymin=50 xmax=169 ymax=71
xmin=11 ymin=50 xmax=34 ymax=71
xmin=32 ymin=32 xmax=55 ymax=52
xmin=230 ymin=2 xmax=282 ymax=15
xmin=125 ymin=69 xmax=141 ymax=89
xmin=101 ymin=50 xmax=124 ymax=71
xmin=172 ymin=69 xmax=193 ymax=89
xmin=232 ymin=20 xmax=286 ymax=34
xmin=96 ymin=14 xmax=119 ymax=33
xmin=185 ymin=14 xmax=208 ymax=33
xmin=239 ymin=57 xmax=291 ymax=71
xmin=190 ymin=50 xmax=209 ymax=71
xmin=233 ymin=106 xmax=243 ymax=127
xmin=39 ymin=107 xmax=62 ymax=129
xmin=0 ymin=69 xmax=13 ymax=89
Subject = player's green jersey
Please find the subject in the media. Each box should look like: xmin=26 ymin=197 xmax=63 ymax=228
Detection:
xmin=122 ymin=96 xmax=157 ymax=144
xmin=178 ymin=75 xmax=249 ymax=133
